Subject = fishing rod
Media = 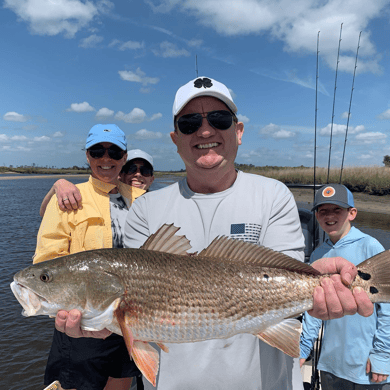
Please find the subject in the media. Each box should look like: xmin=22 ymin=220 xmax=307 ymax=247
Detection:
xmin=326 ymin=23 xmax=343 ymax=183
xmin=195 ymin=55 xmax=199 ymax=78
xmin=311 ymin=31 xmax=320 ymax=257
xmin=339 ymin=32 xmax=362 ymax=183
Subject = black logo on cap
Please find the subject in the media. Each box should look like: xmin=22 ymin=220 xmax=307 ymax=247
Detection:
xmin=194 ymin=77 xmax=213 ymax=89
xmin=104 ymin=129 xmax=111 ymax=132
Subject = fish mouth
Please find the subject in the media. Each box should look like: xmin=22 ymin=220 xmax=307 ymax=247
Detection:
xmin=10 ymin=281 xmax=49 ymax=317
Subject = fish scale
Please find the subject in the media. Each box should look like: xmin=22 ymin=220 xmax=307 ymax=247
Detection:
xmin=101 ymin=249 xmax=321 ymax=342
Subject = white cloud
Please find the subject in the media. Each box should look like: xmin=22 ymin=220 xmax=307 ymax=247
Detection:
xmin=66 ymin=102 xmax=95 ymax=112
xmin=0 ymin=134 xmax=9 ymax=141
xmin=109 ymin=39 xmax=144 ymax=50
xmin=259 ymin=123 xmax=295 ymax=139
xmin=237 ymin=114 xmax=249 ymax=123
xmin=377 ymin=109 xmax=390 ymax=120
xmin=355 ymin=132 xmax=387 ymax=144
xmin=152 ymin=41 xmax=190 ymax=58
xmin=4 ymin=0 xmax=101 ymax=38
xmin=11 ymin=135 xmax=28 ymax=141
xmin=115 ymin=108 xmax=147 ymax=123
xmin=79 ymin=34 xmax=104 ymax=48
xmin=3 ymin=112 xmax=29 ymax=122
xmin=118 ymin=68 xmax=159 ymax=86
xmin=34 ymin=135 xmax=51 ymax=142
xmin=341 ymin=111 xmax=350 ymax=119
xmin=133 ymin=129 xmax=163 ymax=140
xmin=96 ymin=107 xmax=115 ymax=117
xmin=147 ymin=0 xmax=388 ymax=74
xmin=53 ymin=131 xmax=64 ymax=137
xmin=115 ymin=109 xmax=162 ymax=123
xmin=149 ymin=113 xmax=163 ymax=121
xmin=320 ymin=123 xmax=366 ymax=136
xmin=187 ymin=38 xmax=203 ymax=47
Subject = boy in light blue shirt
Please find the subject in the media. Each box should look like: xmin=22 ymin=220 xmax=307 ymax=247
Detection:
xmin=300 ymin=184 xmax=390 ymax=389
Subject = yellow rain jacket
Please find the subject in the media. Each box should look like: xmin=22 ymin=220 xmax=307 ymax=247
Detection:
xmin=33 ymin=176 xmax=144 ymax=264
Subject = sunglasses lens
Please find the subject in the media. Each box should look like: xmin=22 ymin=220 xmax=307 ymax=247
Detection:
xmin=140 ymin=167 xmax=153 ymax=177
xmin=177 ymin=113 xmax=203 ymax=135
xmin=107 ymin=146 xmax=124 ymax=160
xmin=88 ymin=147 xmax=105 ymax=159
xmin=207 ymin=110 xmax=233 ymax=130
xmin=176 ymin=111 xmax=234 ymax=135
xmin=124 ymin=164 xmax=153 ymax=177
xmin=88 ymin=145 xmax=124 ymax=160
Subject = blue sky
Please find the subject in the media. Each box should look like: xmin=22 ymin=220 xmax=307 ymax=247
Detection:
xmin=1 ymin=0 xmax=390 ymax=171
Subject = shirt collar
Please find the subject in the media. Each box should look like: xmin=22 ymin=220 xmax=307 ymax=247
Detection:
xmin=89 ymin=175 xmax=120 ymax=194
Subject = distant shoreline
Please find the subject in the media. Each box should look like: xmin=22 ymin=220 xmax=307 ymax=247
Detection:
xmin=0 ymin=174 xmax=90 ymax=180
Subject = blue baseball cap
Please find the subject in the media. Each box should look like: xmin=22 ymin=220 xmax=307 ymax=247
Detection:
xmin=312 ymin=184 xmax=355 ymax=211
xmin=85 ymin=124 xmax=127 ymax=151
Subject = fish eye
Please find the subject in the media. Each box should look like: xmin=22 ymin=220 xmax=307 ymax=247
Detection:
xmin=40 ymin=272 xmax=52 ymax=283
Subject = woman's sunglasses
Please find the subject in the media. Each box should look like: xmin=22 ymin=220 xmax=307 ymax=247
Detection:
xmin=176 ymin=110 xmax=236 ymax=135
xmin=122 ymin=164 xmax=153 ymax=177
xmin=88 ymin=144 xmax=125 ymax=160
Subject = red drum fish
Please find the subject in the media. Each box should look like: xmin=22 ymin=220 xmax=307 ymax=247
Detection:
xmin=11 ymin=224 xmax=390 ymax=386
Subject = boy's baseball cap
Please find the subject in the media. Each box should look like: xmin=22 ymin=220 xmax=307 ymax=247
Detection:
xmin=126 ymin=149 xmax=154 ymax=169
xmin=172 ymin=76 xmax=238 ymax=117
xmin=312 ymin=184 xmax=355 ymax=211
xmin=85 ymin=124 xmax=127 ymax=150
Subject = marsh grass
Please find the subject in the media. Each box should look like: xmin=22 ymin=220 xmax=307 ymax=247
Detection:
xmin=242 ymin=165 xmax=390 ymax=195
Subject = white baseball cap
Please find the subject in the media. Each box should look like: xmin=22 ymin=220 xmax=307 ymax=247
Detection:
xmin=126 ymin=149 xmax=154 ymax=169
xmin=172 ymin=76 xmax=237 ymax=117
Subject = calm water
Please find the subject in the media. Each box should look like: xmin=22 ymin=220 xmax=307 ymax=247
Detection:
xmin=1 ymin=176 xmax=389 ymax=390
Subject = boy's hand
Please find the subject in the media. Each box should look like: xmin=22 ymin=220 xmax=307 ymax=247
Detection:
xmin=308 ymin=256 xmax=374 ymax=320
xmin=366 ymin=358 xmax=389 ymax=383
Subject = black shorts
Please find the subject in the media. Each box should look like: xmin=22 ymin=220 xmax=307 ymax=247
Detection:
xmin=44 ymin=329 xmax=141 ymax=390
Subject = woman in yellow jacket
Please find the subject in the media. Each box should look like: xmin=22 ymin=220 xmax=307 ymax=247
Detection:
xmin=34 ymin=124 xmax=144 ymax=390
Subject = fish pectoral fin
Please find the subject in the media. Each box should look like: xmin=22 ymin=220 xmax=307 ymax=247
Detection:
xmin=156 ymin=342 xmax=169 ymax=353
xmin=256 ymin=318 xmax=302 ymax=358
xmin=132 ymin=341 xmax=159 ymax=387
xmin=115 ymin=308 xmax=134 ymax=357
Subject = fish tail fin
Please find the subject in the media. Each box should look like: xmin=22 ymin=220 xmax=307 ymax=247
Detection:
xmin=257 ymin=318 xmax=301 ymax=358
xmin=357 ymin=250 xmax=390 ymax=303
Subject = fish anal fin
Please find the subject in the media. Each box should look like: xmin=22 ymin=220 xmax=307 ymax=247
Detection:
xmin=141 ymin=224 xmax=192 ymax=255
xmin=156 ymin=342 xmax=169 ymax=353
xmin=257 ymin=318 xmax=302 ymax=358
xmin=133 ymin=341 xmax=159 ymax=387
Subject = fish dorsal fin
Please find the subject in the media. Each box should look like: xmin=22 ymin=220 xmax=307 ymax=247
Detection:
xmin=141 ymin=224 xmax=193 ymax=255
xmin=257 ymin=318 xmax=302 ymax=358
xmin=199 ymin=235 xmax=320 ymax=275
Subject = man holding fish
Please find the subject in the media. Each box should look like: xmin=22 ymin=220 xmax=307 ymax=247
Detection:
xmin=22 ymin=77 xmax=374 ymax=390
xmin=121 ymin=76 xmax=374 ymax=389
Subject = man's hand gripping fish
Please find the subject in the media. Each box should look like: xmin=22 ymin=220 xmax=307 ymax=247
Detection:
xmin=10 ymin=224 xmax=390 ymax=386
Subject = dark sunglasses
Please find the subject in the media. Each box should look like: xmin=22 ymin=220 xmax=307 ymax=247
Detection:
xmin=122 ymin=164 xmax=153 ymax=177
xmin=88 ymin=144 xmax=125 ymax=160
xmin=176 ymin=110 xmax=236 ymax=135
